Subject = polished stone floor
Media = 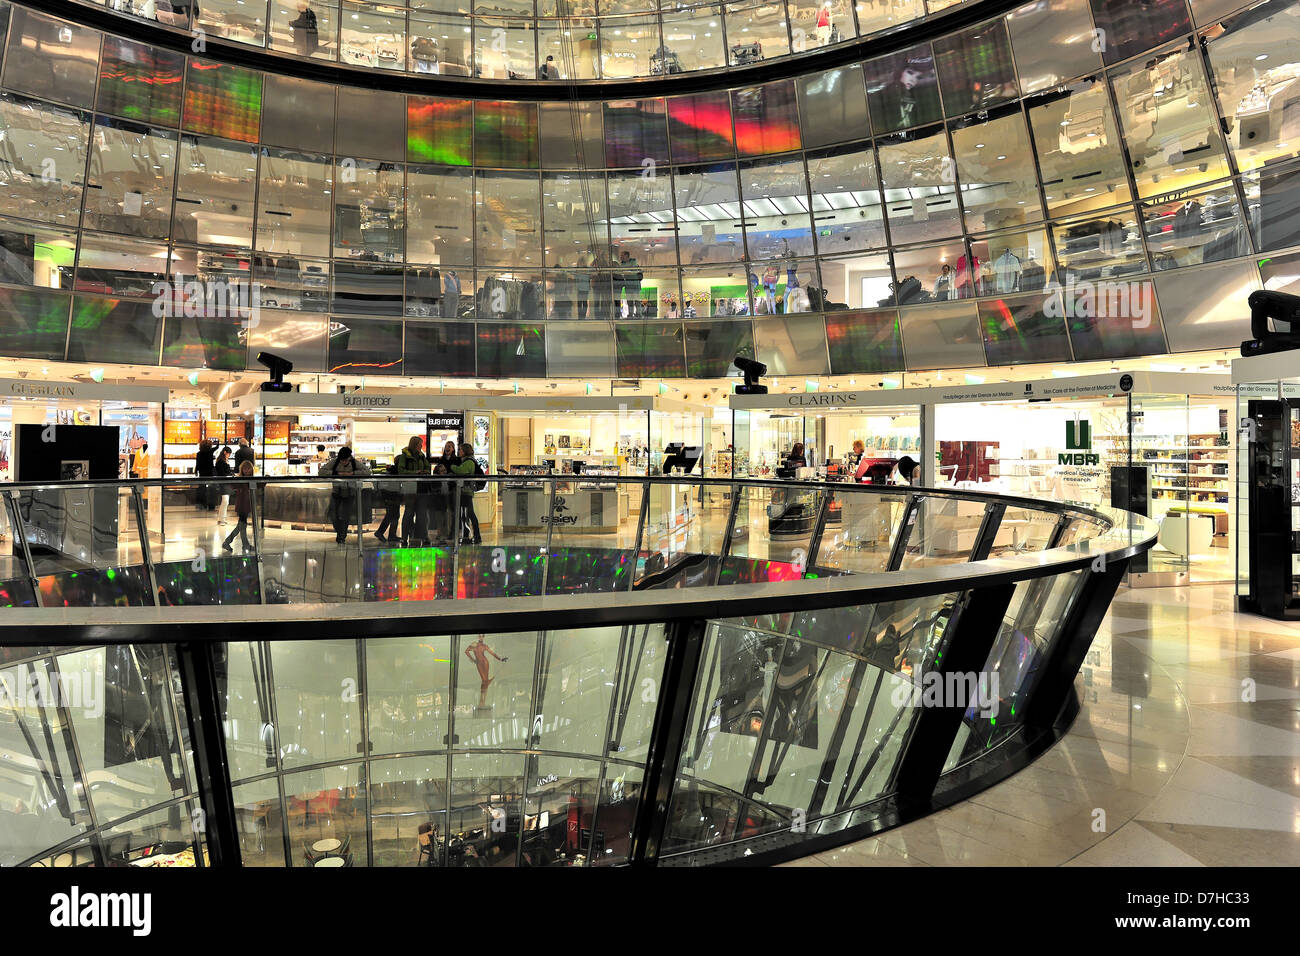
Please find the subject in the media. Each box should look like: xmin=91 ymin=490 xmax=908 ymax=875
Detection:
xmin=785 ymin=583 xmax=1300 ymax=867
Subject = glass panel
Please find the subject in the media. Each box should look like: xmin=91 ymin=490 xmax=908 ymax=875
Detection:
xmin=83 ymin=117 xmax=176 ymax=239
xmin=1088 ymin=0 xmax=1191 ymax=66
xmin=933 ymin=19 xmax=1019 ymax=117
xmin=259 ymin=75 xmax=335 ymax=152
xmin=607 ymin=167 xmax=676 ymax=265
xmin=598 ymin=15 xmax=659 ymax=78
xmin=183 ymin=61 xmax=262 ymax=144
xmin=0 ymin=287 xmax=70 ymax=359
xmin=1051 ymin=206 xmax=1147 ymax=282
xmin=366 ymin=635 xmax=453 ymax=755
xmin=340 ymin=1 xmax=406 ymax=70
xmin=660 ymin=8 xmax=726 ymax=72
xmin=865 ymin=43 xmax=942 ymax=135
xmin=0 ymin=93 xmax=90 ymax=227
xmin=268 ymin=0 xmax=339 ymax=60
xmin=1006 ymin=0 xmax=1103 ymax=96
xmin=62 ymin=646 xmax=187 ymax=824
xmin=474 ymin=17 xmax=537 ymax=79
xmin=97 ymin=37 xmax=184 ymax=126
xmin=68 ymin=295 xmax=164 ymax=366
xmin=218 ymin=640 xmax=277 ymax=782
xmin=824 ymin=307 xmax=904 ymax=373
xmin=0 ymin=217 xmax=76 ymax=288
xmin=899 ymin=298 xmax=984 ymax=369
xmin=232 ymin=777 xmax=285 ymax=866
xmin=336 ymin=88 xmax=406 ymax=163
xmin=2 ymin=9 xmax=100 ymax=108
xmin=74 ymin=233 xmax=168 ymax=298
xmin=667 ymin=92 xmax=734 ymax=164
xmin=173 ymin=135 xmax=257 ymax=248
xmin=978 ymin=290 xmax=1074 ymax=366
xmin=445 ymin=752 xmax=525 ymax=866
xmin=284 ymin=763 xmax=365 ymax=866
xmin=475 ymin=100 xmax=539 ymax=168
xmin=1028 ymin=80 xmax=1133 ymax=219
xmin=476 ymin=171 xmax=542 ymax=268
xmin=807 ymin=142 xmax=886 ymax=254
xmin=101 ymin=801 xmax=204 ymax=867
xmin=538 ymin=20 xmax=600 ymax=79
xmin=538 ymin=101 xmax=604 ymax=167
xmin=725 ymin=2 xmax=791 ymax=66
xmin=196 ymin=0 xmax=268 ymax=46
xmin=1112 ymin=46 xmax=1231 ymax=200
xmin=675 ymin=163 xmax=744 ymax=264
xmin=368 ymin=754 xmax=446 ymax=865
xmin=1141 ymin=181 xmax=1251 ymax=269
xmin=796 ymin=65 xmax=869 ymax=149
xmin=1154 ymin=257 xmax=1259 ymax=351
xmin=752 ymin=312 xmax=829 ymax=374
xmin=967 ymin=226 xmax=1051 ymax=295
xmin=740 ymin=155 xmax=815 ymax=261
xmin=0 ymin=657 xmax=91 ymax=864
xmin=271 ymin=639 xmax=363 ymax=769
xmin=817 ymin=251 xmax=889 ymax=309
xmin=256 ymin=148 xmax=333 ymax=258
xmin=879 ymin=128 xmax=961 ymax=244
xmin=952 ymin=111 xmax=1044 ymax=232
xmin=1206 ymin=0 xmax=1300 ymax=174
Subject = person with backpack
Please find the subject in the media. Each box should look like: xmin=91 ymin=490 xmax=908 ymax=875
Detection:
xmin=319 ymin=446 xmax=371 ymax=544
xmin=222 ymin=460 xmax=256 ymax=554
xmin=374 ymin=462 xmax=403 ymax=543
xmin=450 ymin=442 xmax=484 ymax=544
xmin=289 ymin=0 xmax=319 ymax=57
xmin=395 ymin=435 xmax=430 ymax=546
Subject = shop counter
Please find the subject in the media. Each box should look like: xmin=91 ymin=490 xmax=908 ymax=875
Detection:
xmin=261 ymin=483 xmax=380 ymax=526
xmin=501 ymin=485 xmax=618 ymax=534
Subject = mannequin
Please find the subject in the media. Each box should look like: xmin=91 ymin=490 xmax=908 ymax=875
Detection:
xmin=993 ymin=247 xmax=1022 ymax=294
xmin=464 ymin=635 xmax=508 ymax=707
xmin=816 ymin=1 xmax=833 ymax=45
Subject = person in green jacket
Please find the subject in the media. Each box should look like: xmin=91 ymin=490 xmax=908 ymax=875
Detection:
xmin=450 ymin=441 xmax=483 ymax=544
xmin=395 ymin=435 xmax=430 ymax=546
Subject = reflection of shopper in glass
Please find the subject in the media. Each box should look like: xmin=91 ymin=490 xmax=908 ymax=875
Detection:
xmin=874 ymin=58 xmax=936 ymax=131
xmin=933 ymin=264 xmax=952 ymax=301
xmin=396 ymin=435 xmax=430 ymax=546
xmin=451 ymin=442 xmax=484 ymax=544
xmin=816 ymin=1 xmax=832 ymax=45
xmin=289 ymin=1 xmax=319 ymax=57
xmin=618 ymin=250 xmax=642 ymax=317
xmin=214 ymin=445 xmax=233 ymax=525
xmin=891 ymin=455 xmax=917 ymax=486
xmin=465 ymin=636 xmax=507 ymax=708
xmin=320 ymin=446 xmax=370 ymax=544
xmin=222 ymin=461 xmax=255 ymax=553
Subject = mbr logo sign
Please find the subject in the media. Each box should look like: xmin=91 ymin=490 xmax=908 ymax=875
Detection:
xmin=1065 ymin=417 xmax=1091 ymax=450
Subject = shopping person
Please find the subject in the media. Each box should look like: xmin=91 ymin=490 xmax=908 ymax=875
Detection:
xmin=319 ymin=446 xmax=371 ymax=544
xmin=289 ymin=1 xmax=319 ymax=56
xmin=815 ymin=1 xmax=833 ymax=45
xmin=451 ymin=442 xmax=484 ymax=544
xmin=234 ymin=437 xmax=255 ymax=469
xmin=222 ymin=460 xmax=256 ymax=554
xmin=437 ymin=440 xmax=461 ymax=542
xmin=395 ymin=435 xmax=430 ymax=546
xmin=195 ymin=439 xmax=216 ymax=510
xmin=374 ymin=462 xmax=403 ymax=542
xmin=214 ymin=445 xmax=234 ymax=525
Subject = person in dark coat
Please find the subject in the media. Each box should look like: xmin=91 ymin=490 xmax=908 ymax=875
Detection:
xmin=195 ymin=439 xmax=216 ymax=510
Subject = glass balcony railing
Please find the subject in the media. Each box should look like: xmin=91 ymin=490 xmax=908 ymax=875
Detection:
xmin=0 ymin=475 xmax=1156 ymax=867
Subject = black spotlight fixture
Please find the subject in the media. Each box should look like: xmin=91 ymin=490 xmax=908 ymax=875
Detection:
xmin=1241 ymin=290 xmax=1300 ymax=357
xmin=735 ymin=355 xmax=768 ymax=395
xmin=258 ymin=351 xmax=295 ymax=392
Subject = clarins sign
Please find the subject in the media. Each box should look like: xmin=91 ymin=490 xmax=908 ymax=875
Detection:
xmin=787 ymin=394 xmax=857 ymax=406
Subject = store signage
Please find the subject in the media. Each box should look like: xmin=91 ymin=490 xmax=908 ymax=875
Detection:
xmin=540 ymin=496 xmax=578 ymax=525
xmin=1059 ymin=416 xmax=1099 ymax=465
xmin=9 ymin=382 xmax=76 ymax=397
xmin=787 ymin=394 xmax=855 ymax=406
xmin=427 ymin=414 xmax=465 ymax=431
xmin=343 ymin=396 xmax=393 ymax=407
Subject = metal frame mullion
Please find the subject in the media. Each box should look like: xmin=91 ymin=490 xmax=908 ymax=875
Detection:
xmin=540 ymin=476 xmax=558 ymax=594
xmin=5 ymin=491 xmax=43 ymax=608
xmin=355 ymin=637 xmax=373 ymax=867
xmin=249 ymin=479 xmax=267 ymax=604
xmin=173 ymin=640 xmax=243 ymax=867
xmin=885 ymin=494 xmax=919 ymax=571
xmin=627 ymin=615 xmax=707 ymax=865
xmin=132 ymin=485 xmax=162 ymax=606
xmin=712 ymin=482 xmax=743 ymax=585
xmin=627 ymin=478 xmax=651 ymax=591
xmin=968 ymin=500 xmax=1007 ymax=563
xmin=890 ymin=582 xmax=1015 ymax=808
xmin=805 ymin=488 xmax=832 ymax=568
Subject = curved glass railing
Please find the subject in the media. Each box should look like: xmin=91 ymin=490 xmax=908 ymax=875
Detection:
xmin=0 ymin=475 xmax=1156 ymax=867
xmin=63 ymin=0 xmax=981 ymax=83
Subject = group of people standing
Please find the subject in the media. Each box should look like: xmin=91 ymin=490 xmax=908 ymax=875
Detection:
xmin=193 ymin=434 xmax=486 ymax=554
xmin=375 ymin=436 xmax=485 ymax=547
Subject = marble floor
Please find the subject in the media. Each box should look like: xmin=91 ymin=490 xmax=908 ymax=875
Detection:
xmin=785 ymin=583 xmax=1300 ymax=867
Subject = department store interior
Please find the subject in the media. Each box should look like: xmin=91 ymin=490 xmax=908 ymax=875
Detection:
xmin=0 ymin=0 xmax=1295 ymax=876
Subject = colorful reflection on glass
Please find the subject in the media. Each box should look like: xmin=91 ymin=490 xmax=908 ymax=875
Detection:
xmin=407 ymin=96 xmax=472 ymax=165
xmin=363 ymin=546 xmax=454 ymax=601
xmin=156 ymin=555 xmax=261 ymax=605
xmin=667 ymin=92 xmax=734 ymax=164
xmin=182 ymin=61 xmax=261 ymax=143
xmin=731 ymin=81 xmax=801 ymax=156
xmin=474 ymin=100 xmax=539 ymax=169
xmin=98 ymin=37 xmax=184 ymax=127
xmin=825 ymin=309 xmax=906 ymax=374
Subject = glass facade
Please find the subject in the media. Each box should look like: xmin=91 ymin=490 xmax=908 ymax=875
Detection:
xmin=0 ymin=0 xmax=1285 ymax=379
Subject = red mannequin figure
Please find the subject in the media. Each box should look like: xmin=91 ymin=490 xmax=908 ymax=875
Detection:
xmin=465 ymin=635 xmax=507 ymax=707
